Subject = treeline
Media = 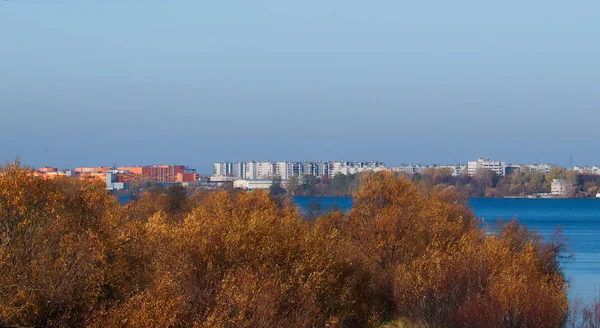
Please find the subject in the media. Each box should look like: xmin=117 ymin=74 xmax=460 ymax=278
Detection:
xmin=408 ymin=167 xmax=600 ymax=198
xmin=272 ymin=173 xmax=361 ymax=196
xmin=276 ymin=167 xmax=600 ymax=198
xmin=1 ymin=162 xmax=598 ymax=327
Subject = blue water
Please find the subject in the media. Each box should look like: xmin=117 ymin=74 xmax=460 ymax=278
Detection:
xmin=293 ymin=196 xmax=600 ymax=302
xmin=118 ymin=195 xmax=133 ymax=204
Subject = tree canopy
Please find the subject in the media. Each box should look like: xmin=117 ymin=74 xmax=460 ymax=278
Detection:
xmin=0 ymin=163 xmax=581 ymax=327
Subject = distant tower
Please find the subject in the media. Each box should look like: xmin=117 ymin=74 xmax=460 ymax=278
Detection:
xmin=569 ymin=153 xmax=573 ymax=169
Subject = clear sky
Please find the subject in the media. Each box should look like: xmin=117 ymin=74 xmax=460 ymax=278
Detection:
xmin=1 ymin=1 xmax=599 ymax=173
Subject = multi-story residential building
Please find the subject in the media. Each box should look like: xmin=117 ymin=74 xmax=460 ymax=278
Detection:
xmin=244 ymin=161 xmax=257 ymax=180
xmin=213 ymin=162 xmax=234 ymax=176
xmin=467 ymin=158 xmax=507 ymax=176
xmin=244 ymin=161 xmax=274 ymax=180
xmin=573 ymin=166 xmax=600 ymax=175
xmin=391 ymin=164 xmax=467 ymax=177
xmin=314 ymin=161 xmax=329 ymax=178
xmin=330 ymin=161 xmax=386 ymax=176
xmin=443 ymin=165 xmax=468 ymax=176
xmin=392 ymin=164 xmax=426 ymax=175
xmin=289 ymin=162 xmax=303 ymax=177
xmin=274 ymin=161 xmax=289 ymax=180
xmin=232 ymin=162 xmax=246 ymax=179
xmin=233 ymin=179 xmax=288 ymax=190
xmin=213 ymin=160 xmax=386 ymax=180
xmin=551 ymin=179 xmax=570 ymax=197
xmin=256 ymin=161 xmax=273 ymax=179
xmin=525 ymin=164 xmax=554 ymax=174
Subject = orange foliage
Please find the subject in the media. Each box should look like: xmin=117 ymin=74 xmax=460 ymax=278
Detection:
xmin=0 ymin=164 xmax=571 ymax=327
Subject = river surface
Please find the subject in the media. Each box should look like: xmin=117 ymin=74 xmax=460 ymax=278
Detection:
xmin=119 ymin=195 xmax=600 ymax=301
xmin=294 ymin=196 xmax=600 ymax=302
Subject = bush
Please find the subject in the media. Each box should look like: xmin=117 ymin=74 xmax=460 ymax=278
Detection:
xmin=0 ymin=165 xmax=571 ymax=327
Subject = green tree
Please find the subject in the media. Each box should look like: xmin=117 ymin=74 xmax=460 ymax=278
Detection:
xmin=286 ymin=175 xmax=301 ymax=196
xmin=166 ymin=184 xmax=187 ymax=215
xmin=332 ymin=174 xmax=348 ymax=193
xmin=302 ymin=175 xmax=318 ymax=195
xmin=269 ymin=176 xmax=285 ymax=196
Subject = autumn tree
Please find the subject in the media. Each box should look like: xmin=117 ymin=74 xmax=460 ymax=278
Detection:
xmin=346 ymin=171 xmax=568 ymax=326
xmin=0 ymin=164 xmax=572 ymax=327
xmin=0 ymin=161 xmax=137 ymax=327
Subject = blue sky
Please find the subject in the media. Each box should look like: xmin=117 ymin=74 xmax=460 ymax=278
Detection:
xmin=1 ymin=1 xmax=599 ymax=173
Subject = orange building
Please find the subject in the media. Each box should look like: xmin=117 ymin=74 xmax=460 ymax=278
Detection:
xmin=38 ymin=167 xmax=58 ymax=173
xmin=35 ymin=167 xmax=70 ymax=179
xmin=75 ymin=167 xmax=113 ymax=174
xmin=74 ymin=167 xmax=113 ymax=182
xmin=117 ymin=164 xmax=197 ymax=183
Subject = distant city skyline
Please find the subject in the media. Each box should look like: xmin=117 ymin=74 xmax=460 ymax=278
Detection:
xmin=11 ymin=155 xmax=599 ymax=176
xmin=2 ymin=1 xmax=599 ymax=172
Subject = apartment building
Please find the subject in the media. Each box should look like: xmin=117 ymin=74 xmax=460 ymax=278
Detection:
xmin=274 ymin=161 xmax=289 ymax=180
xmin=213 ymin=162 xmax=234 ymax=176
xmin=330 ymin=161 xmax=386 ymax=176
xmin=244 ymin=161 xmax=274 ymax=180
xmin=573 ymin=166 xmax=600 ymax=175
xmin=551 ymin=179 xmax=570 ymax=197
xmin=391 ymin=164 xmax=467 ymax=177
xmin=467 ymin=158 xmax=507 ymax=176
xmin=213 ymin=160 xmax=386 ymax=181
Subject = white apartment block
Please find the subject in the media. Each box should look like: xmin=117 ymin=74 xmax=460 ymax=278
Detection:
xmin=213 ymin=162 xmax=234 ymax=176
xmin=212 ymin=160 xmax=386 ymax=180
xmin=256 ymin=161 xmax=274 ymax=179
xmin=524 ymin=164 xmax=554 ymax=174
xmin=244 ymin=162 xmax=254 ymax=180
xmin=232 ymin=162 xmax=246 ymax=179
xmin=573 ymin=166 xmax=600 ymax=175
xmin=233 ymin=179 xmax=287 ymax=190
xmin=467 ymin=158 xmax=507 ymax=176
xmin=244 ymin=161 xmax=274 ymax=180
xmin=391 ymin=165 xmax=427 ymax=175
xmin=330 ymin=161 xmax=386 ymax=176
xmin=551 ymin=179 xmax=570 ymax=197
xmin=391 ymin=164 xmax=467 ymax=177
xmin=274 ymin=161 xmax=289 ymax=180
xmin=444 ymin=165 xmax=468 ymax=176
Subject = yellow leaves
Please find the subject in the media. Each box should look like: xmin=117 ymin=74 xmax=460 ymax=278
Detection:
xmin=0 ymin=162 xmax=125 ymax=327
xmin=0 ymin=167 xmax=570 ymax=327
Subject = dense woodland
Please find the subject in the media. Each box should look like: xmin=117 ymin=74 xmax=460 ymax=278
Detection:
xmin=1 ymin=161 xmax=599 ymax=327
xmin=278 ymin=167 xmax=600 ymax=198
